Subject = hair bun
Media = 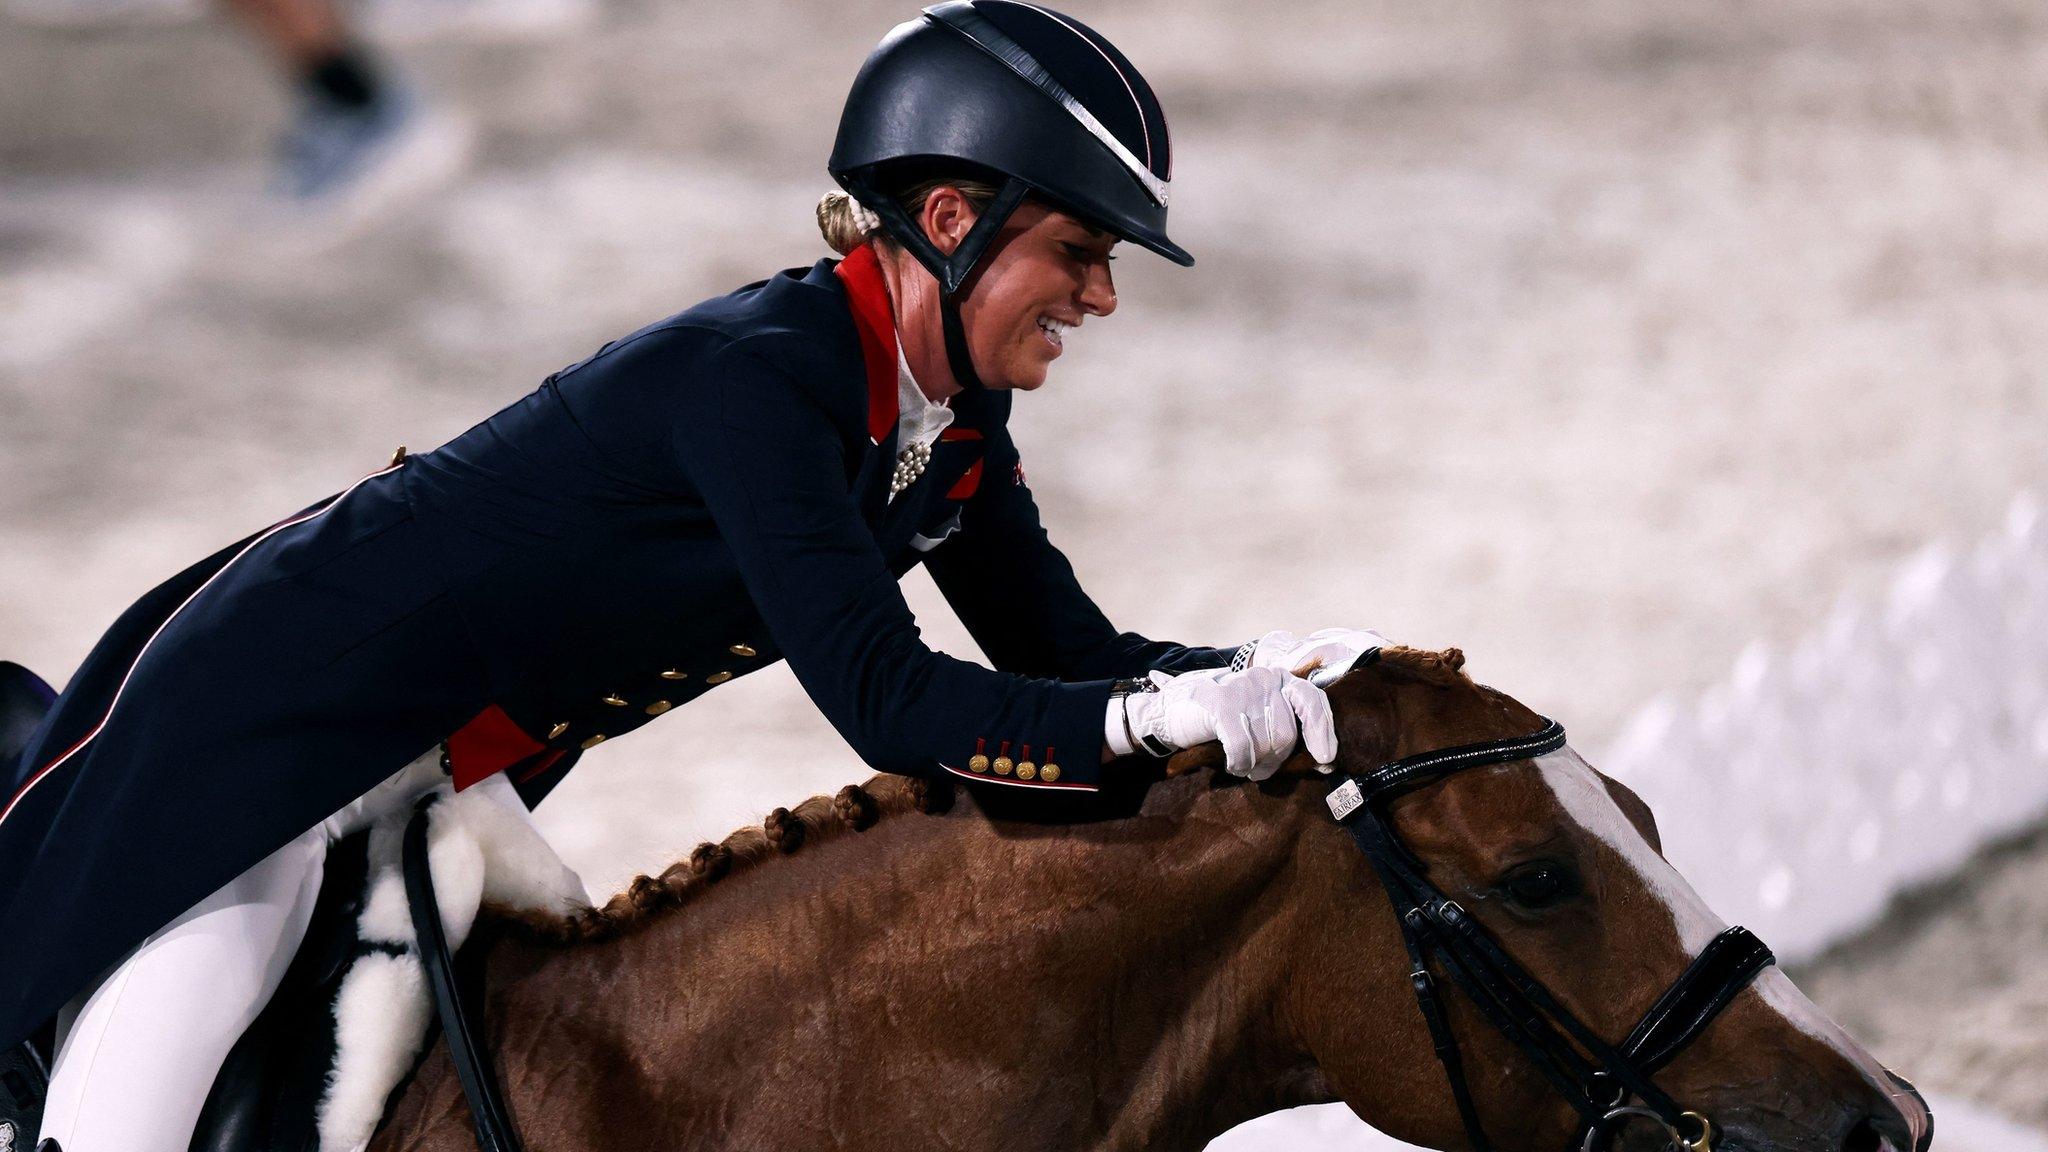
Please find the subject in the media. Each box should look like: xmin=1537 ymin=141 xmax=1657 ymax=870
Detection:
xmin=816 ymin=190 xmax=879 ymax=255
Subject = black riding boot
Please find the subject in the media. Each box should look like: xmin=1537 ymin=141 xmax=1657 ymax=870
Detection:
xmin=0 ymin=1029 xmax=51 ymax=1152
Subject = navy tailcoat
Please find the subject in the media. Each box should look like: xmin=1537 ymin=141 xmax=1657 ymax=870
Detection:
xmin=0 ymin=253 xmax=1229 ymax=1049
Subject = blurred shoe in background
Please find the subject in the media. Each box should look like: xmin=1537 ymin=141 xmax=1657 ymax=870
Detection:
xmin=280 ymin=80 xmax=398 ymax=196
xmin=272 ymin=81 xmax=473 ymax=214
xmin=217 ymin=0 xmax=478 ymax=214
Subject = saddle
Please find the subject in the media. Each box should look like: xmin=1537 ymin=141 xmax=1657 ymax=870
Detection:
xmin=2 ymin=748 xmax=367 ymax=1152
xmin=0 ymin=663 xmax=55 ymax=776
xmin=189 ymin=830 xmax=377 ymax=1152
xmin=190 ymin=797 xmax=544 ymax=1152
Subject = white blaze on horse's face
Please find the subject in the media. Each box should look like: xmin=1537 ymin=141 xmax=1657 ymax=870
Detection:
xmin=1535 ymin=747 xmax=1722 ymax=955
xmin=1534 ymin=746 xmax=1900 ymax=1092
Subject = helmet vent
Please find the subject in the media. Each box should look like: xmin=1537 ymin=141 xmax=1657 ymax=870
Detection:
xmin=1021 ymin=3 xmax=1152 ymax=170
xmin=925 ymin=3 xmax=1170 ymax=207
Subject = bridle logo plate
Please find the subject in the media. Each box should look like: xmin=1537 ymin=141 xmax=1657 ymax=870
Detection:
xmin=1326 ymin=778 xmax=1365 ymax=821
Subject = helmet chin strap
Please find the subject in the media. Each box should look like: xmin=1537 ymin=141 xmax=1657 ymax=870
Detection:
xmin=843 ymin=174 xmax=1030 ymax=393
xmin=938 ymin=296 xmax=984 ymax=392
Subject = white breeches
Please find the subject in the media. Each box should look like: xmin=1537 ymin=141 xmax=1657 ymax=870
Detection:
xmin=39 ymin=755 xmax=542 ymax=1152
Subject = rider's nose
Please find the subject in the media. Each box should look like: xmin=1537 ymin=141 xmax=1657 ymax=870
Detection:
xmin=1078 ymin=260 xmax=1116 ymax=318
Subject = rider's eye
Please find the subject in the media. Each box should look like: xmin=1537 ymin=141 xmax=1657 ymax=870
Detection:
xmin=1497 ymin=861 xmax=1580 ymax=911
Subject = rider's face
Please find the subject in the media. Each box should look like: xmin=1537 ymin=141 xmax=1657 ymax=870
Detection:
xmin=955 ymin=202 xmax=1120 ymax=391
xmin=889 ymin=189 xmax=1121 ymax=395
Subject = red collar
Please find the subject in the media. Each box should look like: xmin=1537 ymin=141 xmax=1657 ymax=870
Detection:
xmin=834 ymin=244 xmax=899 ymax=445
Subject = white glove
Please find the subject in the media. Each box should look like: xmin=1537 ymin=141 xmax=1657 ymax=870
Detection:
xmin=1237 ymin=627 xmax=1391 ymax=685
xmin=1106 ymin=666 xmax=1337 ymax=780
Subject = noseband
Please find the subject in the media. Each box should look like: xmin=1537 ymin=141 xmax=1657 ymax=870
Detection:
xmin=1326 ymin=713 xmax=1775 ymax=1152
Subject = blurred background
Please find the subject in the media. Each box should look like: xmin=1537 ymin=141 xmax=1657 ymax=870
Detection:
xmin=4 ymin=0 xmax=2045 ymax=1146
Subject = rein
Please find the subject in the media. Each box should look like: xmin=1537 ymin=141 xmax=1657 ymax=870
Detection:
xmin=404 ymin=798 xmax=527 ymax=1152
xmin=1325 ymin=709 xmax=1775 ymax=1152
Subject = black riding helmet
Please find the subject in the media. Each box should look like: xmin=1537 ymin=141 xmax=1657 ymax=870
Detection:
xmin=829 ymin=0 xmax=1191 ymax=390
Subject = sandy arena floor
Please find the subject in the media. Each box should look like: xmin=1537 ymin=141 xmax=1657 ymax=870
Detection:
xmin=4 ymin=0 xmax=2046 ymax=1143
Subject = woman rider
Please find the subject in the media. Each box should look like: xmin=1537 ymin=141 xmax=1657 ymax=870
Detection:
xmin=0 ymin=4 xmax=1380 ymax=1149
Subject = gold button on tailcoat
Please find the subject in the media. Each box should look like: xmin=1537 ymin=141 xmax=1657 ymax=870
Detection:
xmin=1040 ymin=763 xmax=1061 ymax=782
xmin=547 ymin=722 xmax=570 ymax=740
xmin=728 ymin=643 xmax=756 ymax=657
xmin=705 ymin=670 xmax=733 ymax=685
xmin=969 ymin=754 xmax=990 ymax=772
xmin=660 ymin=669 xmax=688 ymax=680
xmin=1016 ymin=761 xmax=1037 ymax=781
xmin=644 ymin=700 xmax=672 ymax=715
xmin=581 ymin=734 xmax=607 ymax=749
xmin=993 ymin=756 xmax=1014 ymax=776
xmin=601 ymin=693 xmax=628 ymax=707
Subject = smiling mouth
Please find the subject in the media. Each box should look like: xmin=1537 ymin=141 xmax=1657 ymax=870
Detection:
xmin=1036 ymin=316 xmax=1071 ymax=351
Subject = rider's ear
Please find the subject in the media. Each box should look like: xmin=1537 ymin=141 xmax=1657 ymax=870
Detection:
xmin=920 ymin=186 xmax=978 ymax=257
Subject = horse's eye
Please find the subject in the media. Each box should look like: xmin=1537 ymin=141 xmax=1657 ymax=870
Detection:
xmin=1498 ymin=861 xmax=1580 ymax=911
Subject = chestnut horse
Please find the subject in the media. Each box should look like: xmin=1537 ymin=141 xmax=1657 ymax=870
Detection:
xmin=371 ymin=649 xmax=1931 ymax=1151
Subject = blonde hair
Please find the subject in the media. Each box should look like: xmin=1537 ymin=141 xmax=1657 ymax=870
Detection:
xmin=816 ymin=178 xmax=1003 ymax=256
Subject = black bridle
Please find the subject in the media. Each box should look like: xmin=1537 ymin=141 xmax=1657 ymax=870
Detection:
xmin=1327 ymin=715 xmax=1776 ymax=1152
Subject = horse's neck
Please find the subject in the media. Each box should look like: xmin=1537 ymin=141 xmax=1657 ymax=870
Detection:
xmin=1052 ymin=779 xmax=1336 ymax=1147
xmin=528 ymin=776 xmax=1330 ymax=1150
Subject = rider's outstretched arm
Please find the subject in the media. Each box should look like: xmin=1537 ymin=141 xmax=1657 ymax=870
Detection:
xmin=922 ymin=409 xmax=1232 ymax=683
xmin=673 ymin=339 xmax=1115 ymax=790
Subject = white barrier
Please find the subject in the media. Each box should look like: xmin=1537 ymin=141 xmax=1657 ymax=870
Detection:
xmin=1601 ymin=494 xmax=2048 ymax=963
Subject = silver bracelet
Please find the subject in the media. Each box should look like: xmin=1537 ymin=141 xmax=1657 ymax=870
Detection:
xmin=1109 ymin=677 xmax=1166 ymax=758
xmin=1120 ymin=692 xmax=1142 ymax=754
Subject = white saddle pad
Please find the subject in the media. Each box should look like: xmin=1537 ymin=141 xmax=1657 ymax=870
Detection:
xmin=317 ymin=778 xmax=587 ymax=1152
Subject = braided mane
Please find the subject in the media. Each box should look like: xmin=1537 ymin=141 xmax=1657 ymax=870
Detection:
xmin=1373 ymin=645 xmax=1468 ymax=687
xmin=501 ymin=773 xmax=956 ymax=944
xmin=500 ymin=646 xmax=1468 ymax=946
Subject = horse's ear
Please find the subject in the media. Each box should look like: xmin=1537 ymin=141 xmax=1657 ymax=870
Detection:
xmin=1164 ymin=663 xmax=1391 ymax=781
xmin=1162 ymin=744 xmax=1332 ymax=780
xmin=1274 ymin=747 xmax=1330 ymax=778
xmin=1163 ymin=742 xmax=1225 ymax=778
